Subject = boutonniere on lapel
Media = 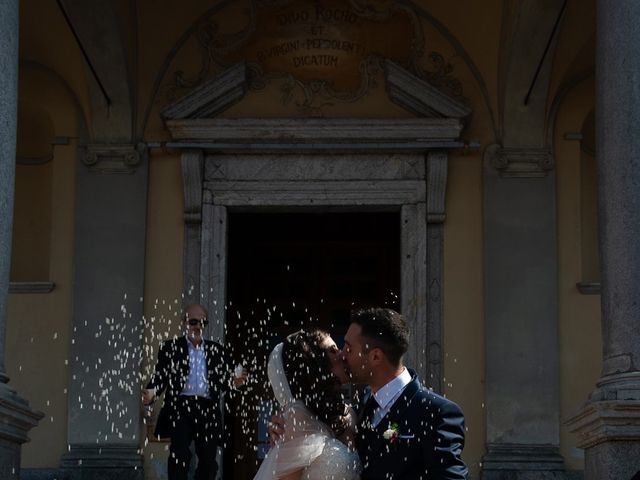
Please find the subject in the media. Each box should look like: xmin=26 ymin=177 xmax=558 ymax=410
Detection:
xmin=382 ymin=423 xmax=400 ymax=444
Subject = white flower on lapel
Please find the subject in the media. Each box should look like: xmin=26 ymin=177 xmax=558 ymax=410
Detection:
xmin=382 ymin=423 xmax=400 ymax=444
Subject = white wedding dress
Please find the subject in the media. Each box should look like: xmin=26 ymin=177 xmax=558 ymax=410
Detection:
xmin=253 ymin=343 xmax=362 ymax=480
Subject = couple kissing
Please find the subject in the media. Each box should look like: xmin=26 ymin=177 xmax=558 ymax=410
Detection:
xmin=257 ymin=307 xmax=468 ymax=480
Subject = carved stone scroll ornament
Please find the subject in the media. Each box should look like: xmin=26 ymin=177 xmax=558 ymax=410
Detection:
xmin=181 ymin=150 xmax=204 ymax=224
xmin=485 ymin=143 xmax=554 ymax=178
xmin=164 ymin=0 xmax=467 ymax=117
xmin=81 ymin=143 xmax=147 ymax=174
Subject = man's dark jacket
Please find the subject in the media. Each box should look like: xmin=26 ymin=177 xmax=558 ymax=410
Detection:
xmin=356 ymin=372 xmax=468 ymax=479
xmin=146 ymin=336 xmax=231 ymax=440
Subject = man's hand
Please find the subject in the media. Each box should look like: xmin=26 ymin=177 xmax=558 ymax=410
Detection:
xmin=268 ymin=413 xmax=285 ymax=447
xmin=233 ymin=368 xmax=249 ymax=388
xmin=141 ymin=389 xmax=155 ymax=406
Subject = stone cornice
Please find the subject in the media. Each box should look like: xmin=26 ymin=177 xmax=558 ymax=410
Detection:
xmin=165 ymin=118 xmax=464 ymax=153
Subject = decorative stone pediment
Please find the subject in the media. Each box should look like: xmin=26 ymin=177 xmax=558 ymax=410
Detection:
xmin=161 ymin=64 xmax=470 ymax=154
xmin=165 ymin=57 xmax=470 ymax=399
xmin=161 ymin=61 xmax=471 ymax=121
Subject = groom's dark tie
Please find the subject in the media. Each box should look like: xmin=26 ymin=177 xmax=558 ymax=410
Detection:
xmin=361 ymin=394 xmax=380 ymax=429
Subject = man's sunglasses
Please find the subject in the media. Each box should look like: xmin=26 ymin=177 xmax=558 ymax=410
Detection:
xmin=187 ymin=318 xmax=209 ymax=326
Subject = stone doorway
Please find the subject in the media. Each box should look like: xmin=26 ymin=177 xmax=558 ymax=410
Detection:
xmin=164 ymin=60 xmax=468 ymax=480
xmin=224 ymin=210 xmax=400 ymax=478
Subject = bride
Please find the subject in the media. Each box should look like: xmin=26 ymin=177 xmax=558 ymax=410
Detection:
xmin=253 ymin=330 xmax=362 ymax=480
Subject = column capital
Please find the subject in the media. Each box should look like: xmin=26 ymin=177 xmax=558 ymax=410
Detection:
xmin=485 ymin=144 xmax=554 ymax=178
xmin=81 ymin=143 xmax=148 ymax=174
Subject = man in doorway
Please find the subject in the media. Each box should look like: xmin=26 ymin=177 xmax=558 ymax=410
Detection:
xmin=142 ymin=303 xmax=247 ymax=480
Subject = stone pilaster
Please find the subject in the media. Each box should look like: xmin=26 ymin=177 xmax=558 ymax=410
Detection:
xmin=62 ymin=144 xmax=147 ymax=480
xmin=482 ymin=146 xmax=564 ymax=478
xmin=567 ymin=2 xmax=640 ymax=479
xmin=0 ymin=1 xmax=45 ymax=478
xmin=181 ymin=150 xmax=204 ymax=305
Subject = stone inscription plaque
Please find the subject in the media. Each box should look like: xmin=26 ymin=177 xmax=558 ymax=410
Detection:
xmin=222 ymin=0 xmax=419 ymax=91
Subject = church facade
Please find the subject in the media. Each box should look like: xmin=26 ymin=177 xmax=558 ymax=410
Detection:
xmin=0 ymin=1 xmax=638 ymax=479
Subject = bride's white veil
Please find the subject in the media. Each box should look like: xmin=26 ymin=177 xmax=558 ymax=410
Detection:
xmin=254 ymin=341 xmax=334 ymax=479
xmin=267 ymin=342 xmax=294 ymax=407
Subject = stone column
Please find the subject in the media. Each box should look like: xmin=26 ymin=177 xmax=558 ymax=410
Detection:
xmin=568 ymin=2 xmax=640 ymax=479
xmin=0 ymin=0 xmax=20 ymax=387
xmin=0 ymin=1 xmax=45 ymax=478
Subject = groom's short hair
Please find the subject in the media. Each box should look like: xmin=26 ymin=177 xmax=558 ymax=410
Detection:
xmin=350 ymin=308 xmax=409 ymax=366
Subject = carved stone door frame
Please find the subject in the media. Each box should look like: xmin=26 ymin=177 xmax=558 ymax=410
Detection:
xmin=165 ymin=61 xmax=471 ymax=391
xmin=177 ymin=130 xmax=451 ymax=389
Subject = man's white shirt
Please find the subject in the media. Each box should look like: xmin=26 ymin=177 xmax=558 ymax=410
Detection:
xmin=181 ymin=334 xmax=211 ymax=398
xmin=371 ymin=367 xmax=412 ymax=427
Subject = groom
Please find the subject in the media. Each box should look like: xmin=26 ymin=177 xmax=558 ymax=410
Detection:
xmin=343 ymin=307 xmax=468 ymax=479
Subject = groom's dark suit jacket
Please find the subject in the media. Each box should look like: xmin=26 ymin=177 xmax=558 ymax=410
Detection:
xmin=356 ymin=371 xmax=468 ymax=480
xmin=146 ymin=336 xmax=231 ymax=440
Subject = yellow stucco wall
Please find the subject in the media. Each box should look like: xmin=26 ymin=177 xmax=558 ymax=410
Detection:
xmin=548 ymin=0 xmax=599 ymax=471
xmin=141 ymin=151 xmax=185 ymax=478
xmin=7 ymin=1 xmax=601 ymax=478
xmin=443 ymin=151 xmax=484 ymax=476
xmin=554 ymin=77 xmax=601 ymax=472
xmin=7 ymin=66 xmax=80 ymax=468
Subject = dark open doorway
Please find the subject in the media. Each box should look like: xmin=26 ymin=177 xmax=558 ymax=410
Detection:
xmin=224 ymin=211 xmax=400 ymax=479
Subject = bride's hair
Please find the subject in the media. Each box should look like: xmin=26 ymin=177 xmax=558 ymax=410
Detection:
xmin=281 ymin=329 xmax=349 ymax=437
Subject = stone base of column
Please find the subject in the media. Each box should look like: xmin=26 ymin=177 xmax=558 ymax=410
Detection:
xmin=587 ymin=371 xmax=640 ymax=402
xmin=481 ymin=444 xmax=576 ymax=480
xmin=567 ymin=394 xmax=640 ymax=480
xmin=60 ymin=444 xmax=143 ymax=480
xmin=0 ymin=383 xmax=44 ymax=480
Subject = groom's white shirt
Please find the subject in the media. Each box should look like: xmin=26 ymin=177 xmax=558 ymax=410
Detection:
xmin=371 ymin=367 xmax=412 ymax=427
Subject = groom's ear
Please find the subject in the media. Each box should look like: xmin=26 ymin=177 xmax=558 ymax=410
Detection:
xmin=369 ymin=347 xmax=385 ymax=366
